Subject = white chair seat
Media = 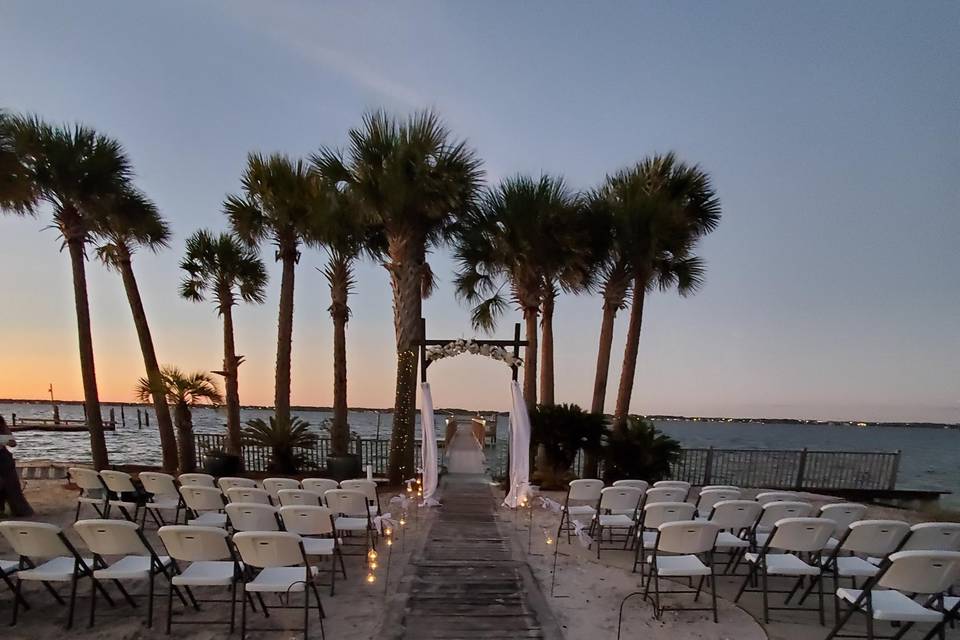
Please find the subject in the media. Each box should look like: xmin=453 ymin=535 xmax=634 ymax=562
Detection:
xmin=744 ymin=552 xmax=820 ymax=576
xmin=647 ymin=554 xmax=711 ymax=577
xmin=565 ymin=505 xmax=595 ymax=517
xmin=189 ymin=512 xmax=227 ymax=527
xmin=823 ymin=537 xmax=840 ymax=550
xmin=0 ymin=559 xmax=18 ymax=574
xmin=829 ymin=555 xmax=881 ymax=578
xmin=598 ymin=514 xmax=635 ymax=528
xmin=302 ymin=538 xmax=336 ymax=556
xmin=18 ymin=556 xmax=94 ymax=582
xmin=94 ymin=555 xmax=172 ymax=580
xmin=78 ymin=495 xmax=106 ymax=504
xmin=245 ymin=566 xmax=316 ymax=593
xmin=715 ymin=531 xmax=750 ymax=548
xmin=172 ymin=561 xmax=238 ymax=586
xmin=334 ymin=516 xmax=368 ymax=531
xmin=754 ymin=532 xmax=771 ymax=546
xmin=147 ymin=498 xmax=180 ymax=511
xmin=867 ymin=556 xmax=883 ymax=566
xmin=639 ymin=531 xmax=658 ymax=547
xmin=108 ymin=499 xmax=139 ymax=510
xmin=836 ymin=588 xmax=944 ymax=622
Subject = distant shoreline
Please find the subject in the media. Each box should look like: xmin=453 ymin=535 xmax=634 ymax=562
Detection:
xmin=1 ymin=397 xmax=956 ymax=430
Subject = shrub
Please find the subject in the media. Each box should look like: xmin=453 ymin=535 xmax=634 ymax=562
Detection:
xmin=601 ymin=416 xmax=680 ymax=484
xmin=530 ymin=403 xmax=606 ymax=488
xmin=242 ymin=416 xmax=317 ymax=474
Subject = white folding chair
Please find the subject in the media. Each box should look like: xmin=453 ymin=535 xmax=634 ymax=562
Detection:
xmin=68 ymin=467 xmax=108 ymax=520
xmin=753 ymin=500 xmax=815 ymax=545
xmin=556 ymin=479 xmax=604 ymax=545
xmin=339 ymin=479 xmax=380 ymax=516
xmin=233 ymin=531 xmax=325 ymax=640
xmin=826 ymin=550 xmax=960 ymax=640
xmin=73 ymin=519 xmax=176 ymax=628
xmin=593 ymin=486 xmax=643 ymax=558
xmin=0 ymin=521 xmax=104 ymax=629
xmin=643 ymin=486 xmax=688 ymax=506
xmin=653 ymin=480 xmax=691 ymax=499
xmin=180 ymin=486 xmax=228 ymax=527
xmin=277 ymin=489 xmax=323 ymax=508
xmin=218 ymin=477 xmax=258 ymax=492
xmin=696 ymin=488 xmax=742 ymax=518
xmin=99 ymin=470 xmax=145 ymax=522
xmin=901 ymin=522 xmax=960 ymax=552
xmin=279 ymin=505 xmax=346 ymax=595
xmin=226 ymin=487 xmax=273 ymax=505
xmin=262 ymin=477 xmax=301 ymax=503
xmin=302 ymin=478 xmax=340 ymax=499
xmin=644 ymin=521 xmax=722 ymax=622
xmin=324 ymin=489 xmax=375 ymax=557
xmin=819 ymin=503 xmax=868 ymax=549
xmin=708 ymin=500 xmax=763 ymax=573
xmin=1 ymin=557 xmax=28 ymax=610
xmin=178 ymin=473 xmax=216 ymax=488
xmin=225 ymin=503 xmax=282 ymax=532
xmin=735 ymin=517 xmax=836 ymax=624
xmin=139 ymin=472 xmax=184 ymax=526
xmin=702 ymin=485 xmax=740 ymax=492
xmin=633 ymin=501 xmax=697 ymax=573
xmin=756 ymin=491 xmax=799 ymax=505
xmin=612 ymin=479 xmax=649 ymax=493
xmin=158 ymin=525 xmax=244 ymax=634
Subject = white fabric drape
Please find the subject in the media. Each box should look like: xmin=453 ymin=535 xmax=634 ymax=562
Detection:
xmin=503 ymin=380 xmax=531 ymax=508
xmin=419 ymin=382 xmax=439 ymax=504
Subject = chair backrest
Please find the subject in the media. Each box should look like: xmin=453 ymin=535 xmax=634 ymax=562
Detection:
xmin=158 ymin=525 xmax=231 ymax=561
xmin=225 ymin=503 xmax=280 ymax=532
xmin=74 ymin=519 xmax=149 ymax=556
xmin=233 ymin=531 xmax=305 ymax=568
xmin=566 ymin=479 xmax=604 ymax=502
xmin=139 ymin=472 xmax=179 ymax=498
xmin=68 ymin=467 xmax=104 ymax=491
xmin=302 ymin=478 xmax=340 ymax=495
xmin=901 ymin=522 xmax=960 ymax=552
xmin=758 ymin=501 xmax=814 ymax=529
xmin=226 ymin=487 xmax=272 ymax=505
xmin=179 ymin=473 xmax=216 ymax=488
xmin=657 ymin=521 xmax=721 ymax=555
xmin=0 ymin=521 xmax=72 ymax=558
xmin=644 ymin=487 xmax=688 ymax=505
xmin=756 ymin=491 xmax=798 ymax=505
xmin=653 ymin=480 xmax=690 ymax=490
xmin=324 ymin=489 xmax=368 ymax=518
xmin=339 ymin=479 xmax=378 ymax=504
xmin=612 ymin=480 xmax=649 ymax=495
xmin=262 ymin=478 xmax=301 ymax=499
xmin=702 ymin=485 xmax=740 ymax=492
xmin=277 ymin=489 xmax=322 ymax=507
xmin=839 ymin=520 xmax=911 ymax=557
xmin=708 ymin=500 xmax=763 ymax=530
xmin=642 ymin=502 xmax=696 ymax=529
xmin=180 ymin=486 xmax=225 ymax=512
xmin=696 ymin=489 xmax=742 ymax=514
xmin=279 ymin=506 xmax=335 ymax=536
xmin=599 ymin=487 xmax=643 ymax=514
xmin=767 ymin=517 xmax=836 ymax=552
xmin=99 ymin=469 xmax=138 ymax=495
xmin=877 ymin=550 xmax=960 ymax=594
xmin=819 ymin=503 xmax=867 ymax=533
xmin=218 ymin=477 xmax=257 ymax=491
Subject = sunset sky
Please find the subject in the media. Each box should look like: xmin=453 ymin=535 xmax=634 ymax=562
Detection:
xmin=1 ymin=2 xmax=957 ymax=422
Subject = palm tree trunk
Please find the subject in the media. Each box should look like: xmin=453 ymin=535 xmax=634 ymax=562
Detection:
xmin=174 ymin=402 xmax=196 ymax=473
xmin=117 ymin=255 xmax=179 ymax=473
xmin=274 ymin=246 xmax=297 ymax=425
xmin=522 ymin=304 xmax=539 ymax=412
xmin=328 ymin=255 xmax=350 ymax=457
xmin=538 ymin=287 xmax=556 ymax=406
xmin=612 ymin=277 xmax=648 ymax=433
xmin=221 ymin=300 xmax=242 ymax=458
xmin=386 ymin=236 xmax=423 ymax=483
xmin=66 ymin=236 xmax=109 ymax=470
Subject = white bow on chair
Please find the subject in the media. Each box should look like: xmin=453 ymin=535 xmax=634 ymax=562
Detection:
xmin=538 ymin=496 xmax=563 ymax=513
xmin=372 ymin=512 xmax=397 ymax=534
xmin=571 ymin=519 xmax=594 ymax=548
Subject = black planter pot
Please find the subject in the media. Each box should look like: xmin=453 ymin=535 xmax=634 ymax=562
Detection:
xmin=327 ymin=453 xmax=361 ymax=481
xmin=203 ymin=453 xmax=242 ymax=477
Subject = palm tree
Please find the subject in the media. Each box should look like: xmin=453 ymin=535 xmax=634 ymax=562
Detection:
xmin=312 ymin=111 xmax=482 ymax=483
xmin=604 ymin=153 xmax=721 ymax=432
xmin=5 ymin=115 xmax=139 ymax=470
xmin=0 ymin=111 xmax=34 ymax=213
xmin=138 ymin=366 xmax=222 ymax=473
xmin=225 ymin=154 xmax=319 ymax=426
xmin=94 ymin=187 xmax=179 ymax=472
xmin=452 ymin=175 xmax=585 ymax=410
xmin=179 ymin=230 xmax=268 ymax=459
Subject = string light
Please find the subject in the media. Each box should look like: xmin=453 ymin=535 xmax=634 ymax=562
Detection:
xmin=368 ymin=549 xmax=378 ymax=561
xmin=366 ymin=573 xmax=376 ymax=584
xmin=386 ymin=538 xmax=393 ymax=547
xmin=384 ymin=527 xmax=392 ymax=537
xmin=369 ymin=561 xmax=378 ymax=570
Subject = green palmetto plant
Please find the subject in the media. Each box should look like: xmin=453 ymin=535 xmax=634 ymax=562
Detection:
xmin=601 ymin=416 xmax=681 ymax=484
xmin=137 ymin=366 xmax=223 ymax=473
xmin=312 ymin=110 xmax=482 ymax=483
xmin=4 ymin=114 xmax=141 ymax=470
xmin=225 ymin=154 xmax=324 ymax=427
xmin=452 ymin=175 xmax=588 ymax=410
xmin=242 ymin=416 xmax=317 ymax=475
xmin=95 ymin=187 xmax=179 ymax=472
xmin=180 ymin=230 xmax=268 ymax=459
xmin=530 ymin=403 xmax=607 ymax=488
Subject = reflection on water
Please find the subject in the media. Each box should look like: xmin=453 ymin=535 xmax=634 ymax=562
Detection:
xmin=4 ymin=402 xmax=958 ymax=508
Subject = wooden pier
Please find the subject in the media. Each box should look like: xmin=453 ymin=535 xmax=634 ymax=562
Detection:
xmin=9 ymin=415 xmax=117 ymax=433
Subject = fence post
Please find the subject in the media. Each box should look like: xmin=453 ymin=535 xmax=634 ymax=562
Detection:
xmin=703 ymin=447 xmax=714 ymax=486
xmin=888 ymin=450 xmax=901 ymax=491
xmin=11 ymin=413 xmax=15 ymax=426
xmin=355 ymin=434 xmax=363 ymax=470
xmin=795 ymin=448 xmax=808 ymax=490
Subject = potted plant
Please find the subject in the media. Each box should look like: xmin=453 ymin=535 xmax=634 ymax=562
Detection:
xmin=530 ymin=403 xmax=607 ymax=489
xmin=322 ymin=418 xmax=361 ymax=481
xmin=601 ymin=416 xmax=681 ymax=484
xmin=202 ymin=446 xmax=242 ymax=477
xmin=242 ymin=415 xmax=317 ymax=474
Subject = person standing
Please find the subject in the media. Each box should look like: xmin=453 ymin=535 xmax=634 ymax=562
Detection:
xmin=0 ymin=416 xmax=33 ymax=517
